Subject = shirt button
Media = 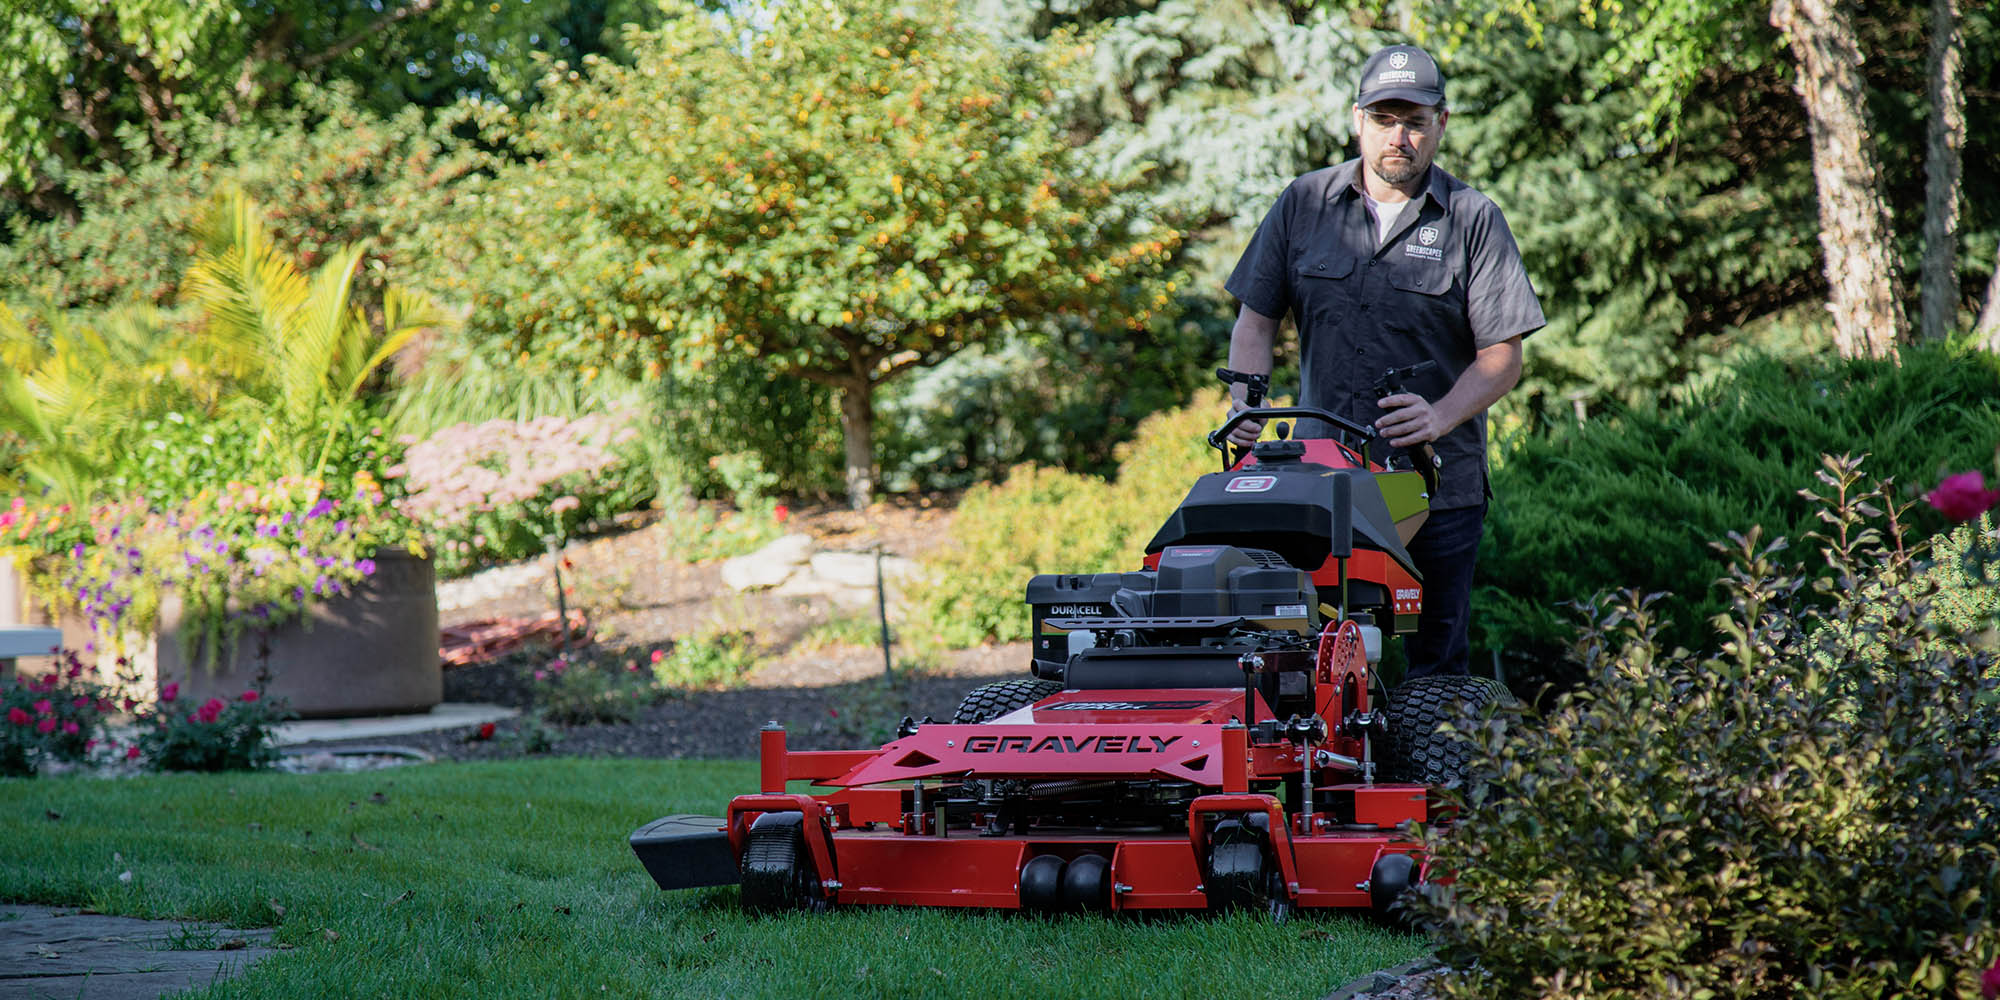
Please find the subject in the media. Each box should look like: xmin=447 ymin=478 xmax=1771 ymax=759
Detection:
xmin=1367 ymin=260 xmax=1377 ymax=267
xmin=1316 ymin=263 xmax=1326 ymax=271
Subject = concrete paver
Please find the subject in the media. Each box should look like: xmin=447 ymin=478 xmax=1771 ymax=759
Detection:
xmin=272 ymin=701 xmax=515 ymax=746
xmin=0 ymin=905 xmax=278 ymax=1000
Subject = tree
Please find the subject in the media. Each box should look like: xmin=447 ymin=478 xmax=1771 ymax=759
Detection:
xmin=1920 ymin=0 xmax=1964 ymax=343
xmin=0 ymin=0 xmax=662 ymax=221
xmin=419 ymin=0 xmax=1180 ymax=508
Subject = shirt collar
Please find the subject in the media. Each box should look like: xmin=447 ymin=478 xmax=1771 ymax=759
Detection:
xmin=1331 ymin=159 xmax=1449 ymax=214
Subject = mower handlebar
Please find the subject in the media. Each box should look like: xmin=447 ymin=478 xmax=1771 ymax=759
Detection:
xmin=1207 ymin=405 xmax=1378 ymax=458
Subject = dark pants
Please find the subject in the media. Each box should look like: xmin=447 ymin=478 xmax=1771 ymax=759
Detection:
xmin=1400 ymin=501 xmax=1486 ymax=680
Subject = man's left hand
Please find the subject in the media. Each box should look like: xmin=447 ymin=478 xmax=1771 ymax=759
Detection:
xmin=1374 ymin=393 xmax=1443 ymax=447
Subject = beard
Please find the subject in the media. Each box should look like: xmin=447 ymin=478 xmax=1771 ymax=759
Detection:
xmin=1369 ymin=152 xmax=1425 ymax=187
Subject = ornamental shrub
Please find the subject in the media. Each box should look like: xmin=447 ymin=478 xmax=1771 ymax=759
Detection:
xmin=1479 ymin=343 xmax=2000 ymax=686
xmin=528 ymin=648 xmax=663 ymax=726
xmin=1417 ymin=456 xmax=2000 ymax=999
xmin=652 ymin=630 xmax=761 ymax=691
xmin=904 ymin=390 xmax=1220 ymax=647
xmin=386 ymin=413 xmax=648 ymax=578
xmin=0 ymin=651 xmax=121 ymax=777
xmin=133 ymin=682 xmax=292 ymax=773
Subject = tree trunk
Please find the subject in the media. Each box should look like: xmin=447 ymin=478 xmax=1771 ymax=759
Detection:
xmin=1769 ymin=0 xmax=1907 ymax=359
xmin=1977 ymin=264 xmax=2000 ymax=353
xmin=835 ymin=376 xmax=875 ymax=511
xmin=1920 ymin=0 xmax=1964 ymax=342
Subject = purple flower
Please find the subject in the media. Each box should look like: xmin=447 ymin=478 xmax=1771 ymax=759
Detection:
xmin=257 ymin=523 xmax=280 ymax=539
xmin=356 ymin=558 xmax=377 ymax=576
xmin=307 ymin=499 xmax=336 ymax=519
xmin=334 ymin=519 xmax=348 ymax=534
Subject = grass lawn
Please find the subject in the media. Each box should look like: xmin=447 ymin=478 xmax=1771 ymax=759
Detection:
xmin=0 ymin=758 xmax=1426 ymax=999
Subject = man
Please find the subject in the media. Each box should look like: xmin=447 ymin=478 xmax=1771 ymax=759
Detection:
xmin=1222 ymin=43 xmax=1544 ymax=679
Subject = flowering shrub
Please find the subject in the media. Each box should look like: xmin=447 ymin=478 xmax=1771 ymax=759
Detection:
xmin=1926 ymin=468 xmax=2000 ymax=523
xmin=132 ymin=681 xmax=292 ymax=772
xmin=0 ymin=651 xmax=121 ymax=777
xmin=1417 ymin=456 xmax=2000 ymax=999
xmin=386 ymin=413 xmax=648 ymax=577
xmin=25 ymin=472 xmax=423 ymax=667
xmin=529 ymin=647 xmax=663 ymax=725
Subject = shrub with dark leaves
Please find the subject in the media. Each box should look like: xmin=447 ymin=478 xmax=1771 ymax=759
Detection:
xmin=0 ymin=651 xmax=122 ymax=777
xmin=1417 ymin=455 xmax=2000 ymax=999
xmin=133 ymin=682 xmax=293 ymax=772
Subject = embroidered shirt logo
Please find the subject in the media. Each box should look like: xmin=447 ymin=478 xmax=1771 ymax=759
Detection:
xmin=1419 ymin=226 xmax=1439 ymax=246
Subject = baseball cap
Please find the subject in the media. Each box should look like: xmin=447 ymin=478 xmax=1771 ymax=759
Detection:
xmin=1355 ymin=45 xmax=1445 ymax=108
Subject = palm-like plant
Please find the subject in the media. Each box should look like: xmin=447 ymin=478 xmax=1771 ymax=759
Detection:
xmin=179 ymin=188 xmax=446 ymax=479
xmin=0 ymin=303 xmax=186 ymax=508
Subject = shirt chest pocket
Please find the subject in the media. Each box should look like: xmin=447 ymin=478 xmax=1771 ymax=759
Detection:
xmin=1383 ymin=258 xmax=1469 ymax=341
xmin=1295 ymin=252 xmax=1358 ymax=319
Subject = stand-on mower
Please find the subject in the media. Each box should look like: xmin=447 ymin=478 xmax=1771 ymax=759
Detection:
xmin=630 ymin=370 xmax=1513 ymax=918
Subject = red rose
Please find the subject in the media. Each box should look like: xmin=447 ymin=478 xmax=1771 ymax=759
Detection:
xmin=239 ymin=690 xmax=260 ymax=703
xmin=477 ymin=722 xmax=497 ymax=741
xmin=36 ymin=718 xmax=56 ymax=734
xmin=1925 ymin=470 xmax=2000 ymax=523
xmin=160 ymin=682 xmax=180 ymax=703
xmin=7 ymin=707 xmax=30 ymax=726
xmin=195 ymin=698 xmax=226 ymax=724
xmin=773 ymin=503 xmax=790 ymax=523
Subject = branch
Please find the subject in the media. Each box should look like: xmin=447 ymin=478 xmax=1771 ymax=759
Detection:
xmin=298 ymin=0 xmax=442 ymax=71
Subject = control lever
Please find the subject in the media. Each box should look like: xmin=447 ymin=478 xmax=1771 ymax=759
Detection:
xmin=1215 ymin=368 xmax=1271 ymax=466
xmin=1373 ymin=362 xmax=1442 ymax=496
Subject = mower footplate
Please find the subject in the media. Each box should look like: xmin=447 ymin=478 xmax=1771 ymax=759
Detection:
xmin=631 ymin=814 xmax=737 ymax=891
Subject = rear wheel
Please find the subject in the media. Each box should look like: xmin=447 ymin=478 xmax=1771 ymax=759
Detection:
xmin=1381 ymin=675 xmax=1517 ymax=787
xmin=951 ymin=678 xmax=1062 ymax=723
xmin=740 ymin=812 xmax=830 ymax=914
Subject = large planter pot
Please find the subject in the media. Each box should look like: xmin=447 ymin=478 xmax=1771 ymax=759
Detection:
xmin=155 ymin=549 xmax=442 ymax=719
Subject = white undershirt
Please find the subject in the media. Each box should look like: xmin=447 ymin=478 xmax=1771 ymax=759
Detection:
xmin=1365 ymin=193 xmax=1410 ymax=246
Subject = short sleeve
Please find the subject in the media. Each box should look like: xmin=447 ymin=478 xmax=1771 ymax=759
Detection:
xmin=1461 ymin=198 xmax=1546 ymax=348
xmin=1224 ymin=184 xmax=1298 ymax=321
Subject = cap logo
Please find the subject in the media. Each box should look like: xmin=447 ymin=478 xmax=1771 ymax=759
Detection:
xmin=1419 ymin=226 xmax=1438 ymax=246
xmin=1389 ymin=52 xmax=1409 ymax=70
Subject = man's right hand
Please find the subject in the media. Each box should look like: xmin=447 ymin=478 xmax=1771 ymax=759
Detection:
xmin=1225 ymin=395 xmax=1264 ymax=447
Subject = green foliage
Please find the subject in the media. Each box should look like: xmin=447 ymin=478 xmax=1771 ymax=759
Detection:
xmin=905 ymin=390 xmax=1220 ymax=648
xmin=652 ymin=629 xmax=761 ymax=691
xmin=529 ymin=649 xmax=660 ymax=726
xmin=1 ymin=87 xmax=481 ymax=313
xmin=0 ymin=2 xmax=664 ymax=220
xmin=1419 ymin=458 xmax=2000 ymax=999
xmin=0 ymin=652 xmax=119 ymax=777
xmin=134 ymin=686 xmax=292 ymax=773
xmin=1478 ymin=343 xmax=2000 ymax=672
xmin=412 ymin=0 xmax=1182 ymax=503
xmin=0 ymin=302 xmax=188 ymax=507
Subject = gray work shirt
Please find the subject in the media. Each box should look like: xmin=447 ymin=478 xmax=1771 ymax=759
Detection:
xmin=1225 ymin=159 xmax=1545 ymax=510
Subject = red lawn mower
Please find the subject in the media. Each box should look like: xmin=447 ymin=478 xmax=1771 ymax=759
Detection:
xmin=630 ymin=369 xmax=1513 ymax=918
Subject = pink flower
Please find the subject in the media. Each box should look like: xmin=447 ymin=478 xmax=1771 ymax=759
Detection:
xmin=1925 ymin=470 xmax=2000 ymax=523
xmin=86 ymin=738 xmax=98 ymax=752
xmin=62 ymin=721 xmax=78 ymax=735
xmin=32 ymin=699 xmax=51 ymax=716
xmin=36 ymin=718 xmax=56 ymax=734
xmin=6 ymin=707 xmax=29 ymax=726
xmin=126 ymin=746 xmax=140 ymax=760
xmin=72 ymin=696 xmax=89 ymax=709
xmin=239 ymin=690 xmax=260 ymax=703
xmin=195 ymin=698 xmax=226 ymax=724
xmin=1984 ymin=957 xmax=2000 ymax=1000
xmin=533 ymin=670 xmax=548 ymax=681
xmin=160 ymin=682 xmax=179 ymax=703
xmin=650 ymin=649 xmax=665 ymax=664
xmin=550 ymin=658 xmax=567 ymax=674
xmin=773 ymin=503 xmax=790 ymax=523
xmin=550 ymin=495 xmax=581 ymax=514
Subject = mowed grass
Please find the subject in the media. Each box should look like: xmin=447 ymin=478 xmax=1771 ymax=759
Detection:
xmin=0 ymin=759 xmax=1426 ymax=999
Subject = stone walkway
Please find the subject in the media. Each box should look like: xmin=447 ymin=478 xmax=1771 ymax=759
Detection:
xmin=0 ymin=905 xmax=278 ymax=1000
